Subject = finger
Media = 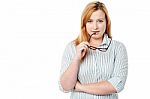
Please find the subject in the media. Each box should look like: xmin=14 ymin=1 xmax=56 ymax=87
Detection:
xmin=78 ymin=42 xmax=90 ymax=51
xmin=81 ymin=41 xmax=90 ymax=45
xmin=82 ymin=42 xmax=90 ymax=47
xmin=80 ymin=46 xmax=87 ymax=51
xmin=78 ymin=44 xmax=87 ymax=49
xmin=82 ymin=45 xmax=89 ymax=50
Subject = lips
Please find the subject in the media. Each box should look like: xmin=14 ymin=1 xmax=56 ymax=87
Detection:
xmin=91 ymin=31 xmax=100 ymax=35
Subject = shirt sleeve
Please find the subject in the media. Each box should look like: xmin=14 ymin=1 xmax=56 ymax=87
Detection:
xmin=58 ymin=42 xmax=76 ymax=93
xmin=108 ymin=42 xmax=128 ymax=93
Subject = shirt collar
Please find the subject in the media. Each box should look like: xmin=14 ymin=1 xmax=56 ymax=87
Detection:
xmin=99 ymin=34 xmax=111 ymax=46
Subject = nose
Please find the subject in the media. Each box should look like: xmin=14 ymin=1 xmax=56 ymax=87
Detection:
xmin=93 ymin=22 xmax=98 ymax=29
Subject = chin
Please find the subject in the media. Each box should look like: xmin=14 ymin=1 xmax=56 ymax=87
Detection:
xmin=93 ymin=35 xmax=103 ymax=39
xmin=97 ymin=34 xmax=104 ymax=37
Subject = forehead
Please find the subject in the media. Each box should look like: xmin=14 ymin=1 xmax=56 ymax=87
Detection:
xmin=90 ymin=10 xmax=105 ymax=19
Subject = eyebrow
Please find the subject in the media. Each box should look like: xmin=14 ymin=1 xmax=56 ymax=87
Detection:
xmin=89 ymin=18 xmax=105 ymax=20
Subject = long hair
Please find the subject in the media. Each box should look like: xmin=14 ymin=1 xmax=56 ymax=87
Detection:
xmin=74 ymin=1 xmax=112 ymax=45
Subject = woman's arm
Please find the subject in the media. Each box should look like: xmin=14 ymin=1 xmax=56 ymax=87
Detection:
xmin=60 ymin=42 xmax=90 ymax=92
xmin=75 ymin=81 xmax=116 ymax=95
xmin=75 ymin=42 xmax=128 ymax=95
xmin=60 ymin=56 xmax=80 ymax=91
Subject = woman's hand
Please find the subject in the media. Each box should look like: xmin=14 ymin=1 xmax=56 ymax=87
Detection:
xmin=75 ymin=81 xmax=82 ymax=92
xmin=74 ymin=42 xmax=90 ymax=61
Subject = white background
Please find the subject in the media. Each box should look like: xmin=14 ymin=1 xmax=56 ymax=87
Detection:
xmin=0 ymin=0 xmax=150 ymax=99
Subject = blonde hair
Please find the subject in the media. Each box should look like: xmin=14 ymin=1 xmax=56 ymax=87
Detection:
xmin=74 ymin=1 xmax=112 ymax=45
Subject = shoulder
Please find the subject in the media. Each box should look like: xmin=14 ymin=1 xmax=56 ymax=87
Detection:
xmin=111 ymin=40 xmax=127 ymax=55
xmin=64 ymin=41 xmax=76 ymax=52
xmin=112 ymin=40 xmax=127 ymax=49
xmin=65 ymin=41 xmax=76 ymax=48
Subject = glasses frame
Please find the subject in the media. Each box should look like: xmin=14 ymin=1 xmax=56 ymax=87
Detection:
xmin=86 ymin=33 xmax=112 ymax=52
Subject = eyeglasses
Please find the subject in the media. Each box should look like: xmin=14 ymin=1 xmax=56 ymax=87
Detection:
xmin=86 ymin=33 xmax=112 ymax=52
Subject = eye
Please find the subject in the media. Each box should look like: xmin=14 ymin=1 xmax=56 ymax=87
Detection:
xmin=97 ymin=19 xmax=104 ymax=22
xmin=87 ymin=20 xmax=93 ymax=23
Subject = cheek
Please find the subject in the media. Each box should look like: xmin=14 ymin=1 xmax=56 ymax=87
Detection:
xmin=86 ymin=25 xmax=91 ymax=32
xmin=99 ymin=24 xmax=106 ymax=30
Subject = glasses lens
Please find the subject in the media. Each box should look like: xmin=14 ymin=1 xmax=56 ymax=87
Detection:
xmin=88 ymin=34 xmax=111 ymax=52
xmin=98 ymin=48 xmax=107 ymax=52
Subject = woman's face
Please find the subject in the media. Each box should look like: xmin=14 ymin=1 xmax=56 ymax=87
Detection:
xmin=86 ymin=9 xmax=106 ymax=39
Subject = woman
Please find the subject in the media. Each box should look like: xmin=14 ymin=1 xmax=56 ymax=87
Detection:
xmin=59 ymin=1 xmax=128 ymax=99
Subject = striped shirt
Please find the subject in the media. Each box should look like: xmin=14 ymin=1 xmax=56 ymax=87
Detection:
xmin=59 ymin=34 xmax=128 ymax=99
